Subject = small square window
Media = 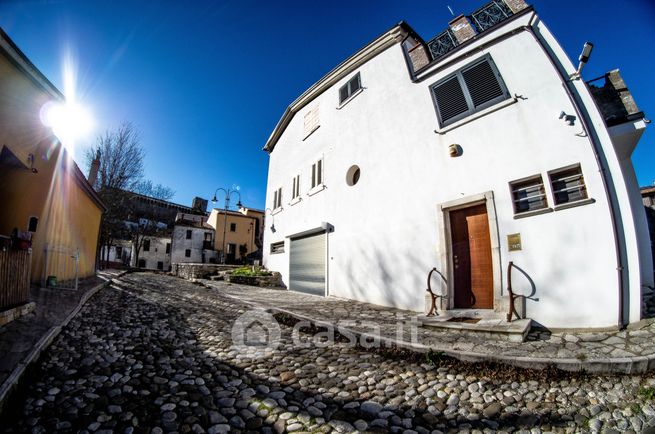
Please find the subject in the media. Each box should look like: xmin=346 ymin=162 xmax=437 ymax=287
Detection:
xmin=230 ymin=223 xmax=237 ymax=232
xmin=510 ymin=175 xmax=548 ymax=214
xmin=339 ymin=73 xmax=362 ymax=105
xmin=185 ymin=249 xmax=191 ymax=258
xmin=270 ymin=241 xmax=284 ymax=254
xmin=549 ymin=165 xmax=588 ymax=205
xmin=186 ymin=229 xmax=192 ymax=239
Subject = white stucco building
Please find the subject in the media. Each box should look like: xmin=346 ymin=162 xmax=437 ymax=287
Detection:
xmin=171 ymin=213 xmax=218 ymax=264
xmin=262 ymin=0 xmax=652 ymax=329
xmin=131 ymin=236 xmax=171 ymax=271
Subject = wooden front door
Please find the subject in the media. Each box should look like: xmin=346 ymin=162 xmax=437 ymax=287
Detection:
xmin=449 ymin=204 xmax=493 ymax=309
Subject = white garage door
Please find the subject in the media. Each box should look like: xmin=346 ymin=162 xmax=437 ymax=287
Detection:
xmin=289 ymin=232 xmax=325 ymax=296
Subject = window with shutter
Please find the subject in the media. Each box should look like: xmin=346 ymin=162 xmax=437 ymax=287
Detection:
xmin=549 ymin=165 xmax=588 ymax=205
xmin=430 ymin=55 xmax=509 ymax=127
xmin=509 ymin=176 xmax=548 ymax=214
xmin=338 ymin=73 xmax=362 ymax=105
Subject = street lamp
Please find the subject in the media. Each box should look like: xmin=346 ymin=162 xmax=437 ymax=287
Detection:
xmin=212 ymin=187 xmax=244 ymax=264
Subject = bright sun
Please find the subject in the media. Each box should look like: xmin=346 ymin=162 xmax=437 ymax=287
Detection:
xmin=40 ymin=100 xmax=94 ymax=151
xmin=39 ymin=51 xmax=94 ymax=153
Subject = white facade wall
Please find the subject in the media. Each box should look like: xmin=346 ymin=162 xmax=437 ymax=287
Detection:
xmin=171 ymin=225 xmax=218 ymax=264
xmin=263 ymin=14 xmax=652 ymax=329
xmin=101 ymin=241 xmax=131 ymax=265
xmin=132 ymin=236 xmax=171 ymax=271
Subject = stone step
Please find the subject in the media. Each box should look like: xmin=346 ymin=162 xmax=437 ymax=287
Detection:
xmin=420 ymin=314 xmax=532 ymax=342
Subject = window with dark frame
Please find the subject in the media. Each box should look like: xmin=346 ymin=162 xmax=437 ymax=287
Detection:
xmin=270 ymin=241 xmax=285 ymax=254
xmin=311 ymin=159 xmax=323 ymax=189
xmin=273 ymin=187 xmax=282 ymax=209
xmin=292 ymin=175 xmax=300 ymax=199
xmin=230 ymin=223 xmax=236 ymax=232
xmin=549 ymin=165 xmax=588 ymax=205
xmin=116 ymin=246 xmax=122 ymax=257
xmin=186 ymin=229 xmax=192 ymax=239
xmin=166 ymin=243 xmax=171 ymax=254
xmin=510 ymin=175 xmax=548 ymax=214
xmin=28 ymin=216 xmax=39 ymax=232
xmin=185 ymin=249 xmax=191 ymax=257
xmin=431 ymin=55 xmax=509 ymax=127
xmin=143 ymin=239 xmax=150 ymax=252
xmin=339 ymin=73 xmax=362 ymax=105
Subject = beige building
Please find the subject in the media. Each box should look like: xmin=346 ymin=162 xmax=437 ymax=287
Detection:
xmin=0 ymin=27 xmax=105 ymax=298
xmin=207 ymin=208 xmax=264 ymax=264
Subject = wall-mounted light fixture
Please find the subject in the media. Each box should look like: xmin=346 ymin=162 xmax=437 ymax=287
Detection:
xmin=559 ymin=111 xmax=576 ymax=126
xmin=448 ymin=144 xmax=462 ymax=157
xmin=264 ymin=208 xmax=276 ymax=233
xmin=571 ymin=42 xmax=593 ymax=80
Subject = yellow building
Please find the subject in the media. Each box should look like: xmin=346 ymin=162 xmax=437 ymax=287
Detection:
xmin=207 ymin=208 xmax=264 ymax=263
xmin=0 ymin=28 xmax=105 ymax=286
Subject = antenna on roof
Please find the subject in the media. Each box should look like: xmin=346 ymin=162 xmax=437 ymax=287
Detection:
xmin=447 ymin=5 xmax=455 ymax=16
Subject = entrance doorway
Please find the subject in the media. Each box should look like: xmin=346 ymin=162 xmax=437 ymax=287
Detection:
xmin=449 ymin=204 xmax=493 ymax=309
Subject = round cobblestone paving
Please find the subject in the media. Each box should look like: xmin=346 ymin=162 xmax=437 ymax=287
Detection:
xmin=3 ymin=272 xmax=655 ymax=433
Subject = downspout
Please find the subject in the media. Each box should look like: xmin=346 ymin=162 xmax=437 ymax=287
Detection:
xmin=524 ymin=13 xmax=627 ymax=328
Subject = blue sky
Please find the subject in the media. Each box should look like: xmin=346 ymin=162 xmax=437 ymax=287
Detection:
xmin=1 ymin=0 xmax=653 ymax=210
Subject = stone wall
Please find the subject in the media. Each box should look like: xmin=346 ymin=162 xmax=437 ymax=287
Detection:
xmin=225 ymin=272 xmax=283 ymax=288
xmin=171 ymin=263 xmax=239 ymax=280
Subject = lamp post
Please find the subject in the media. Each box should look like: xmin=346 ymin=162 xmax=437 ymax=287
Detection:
xmin=212 ymin=187 xmax=243 ymax=264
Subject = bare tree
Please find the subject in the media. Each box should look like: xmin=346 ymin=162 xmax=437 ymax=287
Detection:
xmin=85 ymin=122 xmax=144 ymax=191
xmin=85 ymin=122 xmax=175 ymax=269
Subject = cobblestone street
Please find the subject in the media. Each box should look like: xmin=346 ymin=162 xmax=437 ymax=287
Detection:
xmin=3 ymin=272 xmax=655 ymax=433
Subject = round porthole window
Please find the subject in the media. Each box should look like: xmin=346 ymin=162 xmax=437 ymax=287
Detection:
xmin=346 ymin=165 xmax=361 ymax=186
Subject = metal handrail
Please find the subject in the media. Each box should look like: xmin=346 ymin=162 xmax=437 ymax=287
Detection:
xmin=425 ymin=267 xmax=447 ymax=316
xmin=506 ymin=261 xmax=520 ymax=322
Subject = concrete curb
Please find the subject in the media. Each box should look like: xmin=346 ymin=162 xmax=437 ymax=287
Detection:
xmin=0 ymin=271 xmax=127 ymax=414
xmin=201 ymin=281 xmax=655 ymax=375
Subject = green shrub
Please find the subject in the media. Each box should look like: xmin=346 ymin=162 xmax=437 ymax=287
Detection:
xmin=230 ymin=267 xmax=272 ymax=277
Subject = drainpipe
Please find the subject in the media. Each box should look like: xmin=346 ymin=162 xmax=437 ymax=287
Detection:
xmin=524 ymin=14 xmax=627 ymax=328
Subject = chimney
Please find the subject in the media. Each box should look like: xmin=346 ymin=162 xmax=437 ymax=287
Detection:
xmin=192 ymin=197 xmax=208 ymax=213
xmin=87 ymin=149 xmax=100 ymax=187
xmin=503 ymin=0 xmax=528 ymax=13
xmin=449 ymin=15 xmax=477 ymax=44
xmin=408 ymin=43 xmax=430 ymax=71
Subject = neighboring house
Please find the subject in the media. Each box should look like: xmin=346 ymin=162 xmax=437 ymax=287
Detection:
xmin=262 ymin=0 xmax=652 ymax=329
xmin=101 ymin=194 xmax=208 ymax=270
xmin=130 ymin=236 xmax=171 ymax=271
xmin=207 ymin=207 xmax=264 ymax=264
xmin=0 ymin=27 xmax=105 ymax=307
xmin=99 ymin=240 xmax=132 ymax=268
xmin=171 ymin=213 xmax=218 ymax=264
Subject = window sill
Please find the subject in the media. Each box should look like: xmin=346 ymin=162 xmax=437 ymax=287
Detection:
xmin=289 ymin=197 xmax=302 ymax=206
xmin=336 ymin=88 xmax=364 ymax=110
xmin=554 ymin=198 xmax=595 ymax=212
xmin=308 ymin=184 xmax=326 ymax=196
xmin=303 ymin=125 xmax=320 ymax=140
xmin=513 ymin=207 xmax=553 ymax=220
xmin=272 ymin=207 xmax=283 ymax=215
xmin=436 ymin=97 xmax=518 ymax=135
